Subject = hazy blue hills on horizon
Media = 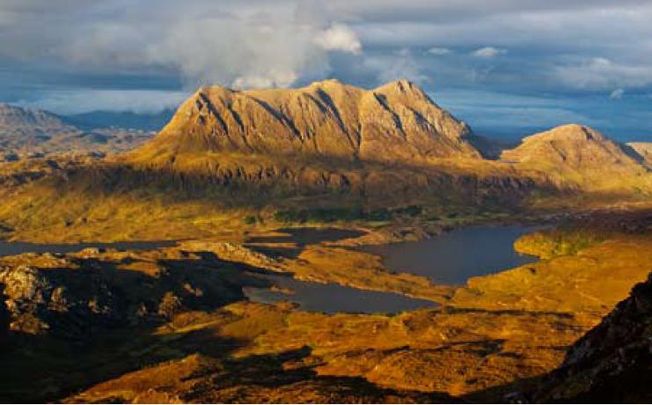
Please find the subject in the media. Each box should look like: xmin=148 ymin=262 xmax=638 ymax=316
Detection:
xmin=63 ymin=109 xmax=175 ymax=132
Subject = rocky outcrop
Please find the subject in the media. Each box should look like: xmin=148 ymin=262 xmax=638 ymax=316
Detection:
xmin=534 ymin=272 xmax=652 ymax=403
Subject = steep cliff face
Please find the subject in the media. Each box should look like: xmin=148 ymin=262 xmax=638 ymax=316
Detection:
xmin=130 ymin=79 xmax=480 ymax=167
xmin=534 ymin=273 xmax=652 ymax=402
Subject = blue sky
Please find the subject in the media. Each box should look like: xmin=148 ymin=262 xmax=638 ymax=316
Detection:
xmin=1 ymin=0 xmax=651 ymax=141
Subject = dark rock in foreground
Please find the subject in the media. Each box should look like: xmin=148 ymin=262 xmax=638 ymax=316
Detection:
xmin=534 ymin=272 xmax=652 ymax=402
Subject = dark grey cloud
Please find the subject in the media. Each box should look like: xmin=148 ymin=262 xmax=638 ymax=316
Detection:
xmin=0 ymin=0 xmax=651 ymax=139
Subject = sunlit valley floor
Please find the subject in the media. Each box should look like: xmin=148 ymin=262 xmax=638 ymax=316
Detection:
xmin=1 ymin=81 xmax=652 ymax=403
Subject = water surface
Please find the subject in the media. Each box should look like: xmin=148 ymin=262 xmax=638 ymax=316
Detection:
xmin=0 ymin=225 xmax=539 ymax=315
xmin=245 ymin=227 xmax=365 ymax=258
xmin=0 ymin=240 xmax=177 ymax=257
xmin=361 ymin=224 xmax=539 ymax=285
xmin=243 ymin=273 xmax=436 ymax=314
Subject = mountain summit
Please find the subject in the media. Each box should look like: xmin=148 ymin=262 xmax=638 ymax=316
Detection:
xmin=0 ymin=103 xmax=72 ymax=145
xmin=132 ymin=80 xmax=481 ymax=166
xmin=500 ymin=124 xmax=650 ymax=188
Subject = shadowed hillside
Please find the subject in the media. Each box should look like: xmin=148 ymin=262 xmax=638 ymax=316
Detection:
xmin=534 ymin=273 xmax=652 ymax=402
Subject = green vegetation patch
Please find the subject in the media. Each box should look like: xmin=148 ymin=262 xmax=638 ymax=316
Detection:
xmin=273 ymin=205 xmax=423 ymax=224
xmin=515 ymin=229 xmax=608 ymax=259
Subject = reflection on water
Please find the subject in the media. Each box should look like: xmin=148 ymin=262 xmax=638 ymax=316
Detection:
xmin=361 ymin=224 xmax=540 ymax=285
xmin=0 ymin=240 xmax=177 ymax=257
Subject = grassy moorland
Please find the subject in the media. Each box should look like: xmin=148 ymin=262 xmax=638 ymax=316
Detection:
xmin=1 ymin=210 xmax=652 ymax=402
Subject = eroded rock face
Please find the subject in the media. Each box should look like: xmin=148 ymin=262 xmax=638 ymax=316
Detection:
xmin=534 ymin=272 xmax=652 ymax=403
xmin=131 ymin=79 xmax=481 ymax=167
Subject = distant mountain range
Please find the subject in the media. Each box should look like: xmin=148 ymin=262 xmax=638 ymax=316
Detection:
xmin=2 ymin=79 xmax=652 ymax=242
xmin=128 ymin=79 xmax=652 ymax=194
xmin=0 ymin=103 xmax=155 ymax=159
xmin=64 ymin=109 xmax=174 ymax=131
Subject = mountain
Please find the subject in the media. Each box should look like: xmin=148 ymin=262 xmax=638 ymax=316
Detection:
xmin=500 ymin=124 xmax=651 ymax=190
xmin=534 ymin=273 xmax=652 ymax=402
xmin=129 ymin=84 xmax=652 ymax=196
xmin=628 ymin=142 xmax=652 ymax=166
xmin=2 ymin=82 xmax=652 ymax=243
xmin=0 ymin=104 xmax=153 ymax=159
xmin=0 ymin=103 xmax=74 ymax=149
xmin=64 ymin=109 xmax=174 ymax=132
xmin=130 ymin=79 xmax=481 ymax=167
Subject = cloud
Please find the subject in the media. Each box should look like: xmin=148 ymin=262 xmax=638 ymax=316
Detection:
xmin=314 ymin=24 xmax=362 ymax=54
xmin=2 ymin=1 xmax=363 ymax=90
xmin=426 ymin=47 xmax=451 ymax=55
xmin=471 ymin=47 xmax=507 ymax=58
xmin=610 ymin=88 xmax=625 ymax=99
xmin=365 ymin=48 xmax=429 ymax=85
xmin=555 ymin=57 xmax=652 ymax=90
xmin=2 ymin=0 xmax=652 ymax=137
xmin=142 ymin=15 xmax=333 ymax=89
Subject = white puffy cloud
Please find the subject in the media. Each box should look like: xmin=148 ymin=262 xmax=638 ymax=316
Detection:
xmin=471 ymin=47 xmax=507 ymax=58
xmin=314 ymin=24 xmax=362 ymax=54
xmin=426 ymin=47 xmax=451 ymax=55
xmin=2 ymin=1 xmax=363 ymax=90
xmin=140 ymin=15 xmax=333 ymax=89
xmin=365 ymin=48 xmax=429 ymax=85
xmin=555 ymin=57 xmax=652 ymax=90
xmin=610 ymin=88 xmax=625 ymax=99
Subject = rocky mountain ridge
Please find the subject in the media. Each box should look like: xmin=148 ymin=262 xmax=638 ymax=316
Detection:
xmin=131 ymin=79 xmax=481 ymax=167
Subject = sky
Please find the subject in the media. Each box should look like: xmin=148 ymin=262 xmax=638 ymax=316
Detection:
xmin=1 ymin=0 xmax=652 ymax=141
